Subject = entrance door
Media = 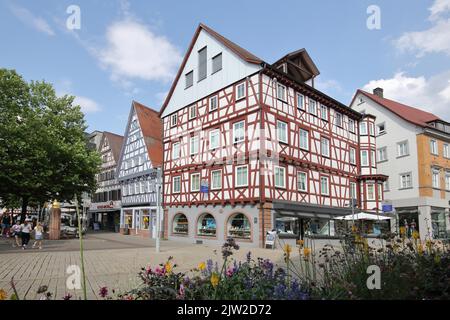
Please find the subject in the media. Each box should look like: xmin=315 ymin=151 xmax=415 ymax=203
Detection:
xmin=134 ymin=209 xmax=140 ymax=234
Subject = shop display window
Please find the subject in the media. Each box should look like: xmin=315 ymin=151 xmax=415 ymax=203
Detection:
xmin=228 ymin=213 xmax=251 ymax=239
xmin=197 ymin=214 xmax=216 ymax=236
xmin=173 ymin=213 xmax=188 ymax=235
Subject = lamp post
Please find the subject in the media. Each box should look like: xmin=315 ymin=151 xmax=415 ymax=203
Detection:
xmin=153 ymin=168 xmax=163 ymax=253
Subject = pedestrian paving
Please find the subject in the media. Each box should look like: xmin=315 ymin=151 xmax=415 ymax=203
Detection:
xmin=0 ymin=232 xmax=288 ymax=300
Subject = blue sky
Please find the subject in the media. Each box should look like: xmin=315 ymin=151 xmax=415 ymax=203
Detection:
xmin=1 ymin=0 xmax=449 ymax=135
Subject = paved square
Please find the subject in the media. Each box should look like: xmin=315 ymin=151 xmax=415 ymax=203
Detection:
xmin=0 ymin=232 xmax=287 ymax=300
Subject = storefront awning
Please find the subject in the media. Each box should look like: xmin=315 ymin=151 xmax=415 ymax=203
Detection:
xmin=335 ymin=212 xmax=392 ymax=221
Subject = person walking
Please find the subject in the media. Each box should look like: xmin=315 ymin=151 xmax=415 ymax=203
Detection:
xmin=11 ymin=221 xmax=22 ymax=248
xmin=1 ymin=212 xmax=12 ymax=238
xmin=20 ymin=219 xmax=33 ymax=249
xmin=32 ymin=222 xmax=44 ymax=249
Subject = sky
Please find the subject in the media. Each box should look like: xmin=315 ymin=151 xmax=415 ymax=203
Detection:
xmin=1 ymin=0 xmax=450 ymax=135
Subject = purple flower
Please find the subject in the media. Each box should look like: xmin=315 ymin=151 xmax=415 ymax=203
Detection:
xmin=226 ymin=268 xmax=234 ymax=277
xmin=99 ymin=286 xmax=108 ymax=298
xmin=62 ymin=293 xmax=72 ymax=300
xmin=246 ymin=251 xmax=252 ymax=263
xmin=206 ymin=259 xmax=214 ymax=273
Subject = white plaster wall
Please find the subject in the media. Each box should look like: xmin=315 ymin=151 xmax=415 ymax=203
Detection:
xmin=162 ymin=29 xmax=261 ymax=118
xmin=351 ymin=93 xmax=421 ymax=206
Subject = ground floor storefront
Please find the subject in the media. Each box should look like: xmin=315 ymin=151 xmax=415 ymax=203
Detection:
xmin=120 ymin=206 xmax=158 ymax=238
xmin=165 ymin=201 xmax=393 ymax=248
xmin=394 ymin=205 xmax=449 ymax=240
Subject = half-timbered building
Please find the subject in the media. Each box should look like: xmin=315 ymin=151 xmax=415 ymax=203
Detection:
xmin=89 ymin=132 xmax=124 ymax=231
xmin=117 ymin=101 xmax=163 ymax=238
xmin=160 ymin=24 xmax=387 ymax=247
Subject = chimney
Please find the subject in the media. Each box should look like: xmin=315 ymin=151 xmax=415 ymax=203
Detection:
xmin=373 ymin=87 xmax=384 ymax=98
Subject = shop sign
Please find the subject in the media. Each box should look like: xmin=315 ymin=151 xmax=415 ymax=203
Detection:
xmin=382 ymin=204 xmax=393 ymax=213
xmin=200 ymin=180 xmax=209 ymax=193
xmin=265 ymin=231 xmax=277 ymax=249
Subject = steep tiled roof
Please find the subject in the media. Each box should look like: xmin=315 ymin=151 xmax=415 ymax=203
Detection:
xmin=160 ymin=23 xmax=263 ymax=116
xmin=356 ymin=90 xmax=441 ymax=127
xmin=133 ymin=101 xmax=163 ymax=167
xmin=103 ymin=132 xmax=124 ymax=163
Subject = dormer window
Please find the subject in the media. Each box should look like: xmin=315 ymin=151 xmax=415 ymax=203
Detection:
xmin=212 ymin=53 xmax=222 ymax=74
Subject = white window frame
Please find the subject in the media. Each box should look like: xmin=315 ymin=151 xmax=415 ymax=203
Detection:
xmin=399 ymin=172 xmax=412 ymax=189
xmin=299 ymin=129 xmax=309 ymax=150
xmin=277 ymin=83 xmax=287 ymax=102
xmin=274 ymin=166 xmax=286 ymax=188
xmin=209 ymin=129 xmax=220 ymax=150
xmin=320 ymin=105 xmax=328 ymax=121
xmin=235 ymin=165 xmax=248 ymax=187
xmin=349 ymin=119 xmax=355 ymax=133
xmin=190 ymin=173 xmax=200 ymax=192
xmin=190 ymin=135 xmax=199 ymax=155
xmin=211 ymin=170 xmax=222 ymax=190
xmin=361 ymin=150 xmax=369 ymax=166
xmin=360 ymin=122 xmax=367 ymax=135
xmin=377 ymin=122 xmax=386 ymax=135
xmin=172 ymin=142 xmax=180 ymax=160
xmin=297 ymin=93 xmax=304 ymax=110
xmin=430 ymin=139 xmax=438 ymax=155
xmin=185 ymin=70 xmax=193 ymax=89
xmin=297 ymin=171 xmax=308 ymax=192
xmin=236 ymin=82 xmax=246 ymax=100
xmin=367 ymin=184 xmax=375 ymax=201
xmin=209 ymin=95 xmax=218 ymax=112
xmin=172 ymin=176 xmax=181 ymax=193
xmin=445 ymin=173 xmax=450 ymax=191
xmin=233 ymin=120 xmax=245 ymax=144
xmin=321 ymin=137 xmax=330 ymax=157
xmin=444 ymin=144 xmax=450 ymax=159
xmin=350 ymin=182 xmax=357 ymax=200
xmin=432 ymin=168 xmax=440 ymax=188
xmin=377 ymin=183 xmax=383 ymax=201
xmin=377 ymin=147 xmax=387 ymax=162
xmin=397 ymin=140 xmax=409 ymax=157
xmin=277 ymin=120 xmax=288 ymax=144
xmin=335 ymin=112 xmax=342 ymax=127
xmin=171 ymin=113 xmax=178 ymax=127
xmin=308 ymin=99 xmax=317 ymax=116
xmin=320 ymin=176 xmax=330 ymax=196
xmin=189 ymin=105 xmax=197 ymax=120
xmin=211 ymin=52 xmax=222 ymax=74
xmin=350 ymin=147 xmax=356 ymax=165
xmin=371 ymin=150 xmax=376 ymax=167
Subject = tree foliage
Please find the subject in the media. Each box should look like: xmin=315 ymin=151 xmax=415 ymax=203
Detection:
xmin=0 ymin=68 xmax=101 ymax=212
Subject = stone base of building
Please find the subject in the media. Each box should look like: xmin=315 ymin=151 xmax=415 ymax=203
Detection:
xmin=165 ymin=203 xmax=273 ymax=248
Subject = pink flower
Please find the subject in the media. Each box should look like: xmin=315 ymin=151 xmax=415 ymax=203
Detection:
xmin=226 ymin=268 xmax=234 ymax=277
xmin=99 ymin=286 xmax=108 ymax=298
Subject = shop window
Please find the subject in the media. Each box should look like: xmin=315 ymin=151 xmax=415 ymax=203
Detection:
xmin=124 ymin=210 xmax=133 ymax=229
xmin=173 ymin=213 xmax=188 ymax=235
xmin=227 ymin=213 xmax=251 ymax=239
xmin=141 ymin=209 xmax=150 ymax=230
xmin=275 ymin=216 xmax=299 ymax=238
xmin=431 ymin=208 xmax=447 ymax=239
xmin=197 ymin=214 xmax=216 ymax=237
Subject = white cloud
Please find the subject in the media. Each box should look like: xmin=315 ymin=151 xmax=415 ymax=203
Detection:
xmin=93 ymin=19 xmax=182 ymax=83
xmin=395 ymin=0 xmax=450 ymax=56
xmin=316 ymin=79 xmax=343 ymax=93
xmin=362 ymin=71 xmax=450 ymax=120
xmin=9 ymin=4 xmax=55 ymax=36
xmin=73 ymin=96 xmax=101 ymax=113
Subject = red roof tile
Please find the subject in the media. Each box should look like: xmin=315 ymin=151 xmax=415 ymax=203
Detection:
xmin=357 ymin=90 xmax=441 ymax=127
xmin=133 ymin=101 xmax=163 ymax=167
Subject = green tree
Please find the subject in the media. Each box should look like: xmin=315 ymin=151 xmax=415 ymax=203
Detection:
xmin=0 ymin=69 xmax=101 ymax=220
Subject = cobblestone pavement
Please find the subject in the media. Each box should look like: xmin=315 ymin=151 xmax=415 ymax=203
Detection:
xmin=0 ymin=232 xmax=288 ymax=300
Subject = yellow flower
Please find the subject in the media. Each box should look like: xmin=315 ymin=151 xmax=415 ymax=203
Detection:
xmin=210 ymin=273 xmax=220 ymax=288
xmin=0 ymin=289 xmax=7 ymax=300
xmin=417 ymin=244 xmax=424 ymax=256
xmin=198 ymin=262 xmax=206 ymax=271
xmin=296 ymin=240 xmax=304 ymax=247
xmin=283 ymin=244 xmax=292 ymax=256
xmin=303 ymin=247 xmax=311 ymax=258
xmin=426 ymin=240 xmax=433 ymax=253
xmin=412 ymin=230 xmax=420 ymax=240
xmin=399 ymin=226 xmax=406 ymax=237
xmin=165 ymin=262 xmax=172 ymax=274
xmin=351 ymin=225 xmax=358 ymax=233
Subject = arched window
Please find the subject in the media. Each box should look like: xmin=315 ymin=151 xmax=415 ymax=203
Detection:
xmin=197 ymin=214 xmax=216 ymax=236
xmin=173 ymin=213 xmax=188 ymax=235
xmin=228 ymin=213 xmax=251 ymax=239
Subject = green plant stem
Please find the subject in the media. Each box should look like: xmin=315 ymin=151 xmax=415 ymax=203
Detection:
xmin=74 ymin=197 xmax=87 ymax=300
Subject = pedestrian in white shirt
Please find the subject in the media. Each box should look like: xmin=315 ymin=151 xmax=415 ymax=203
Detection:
xmin=21 ymin=220 xmax=32 ymax=249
